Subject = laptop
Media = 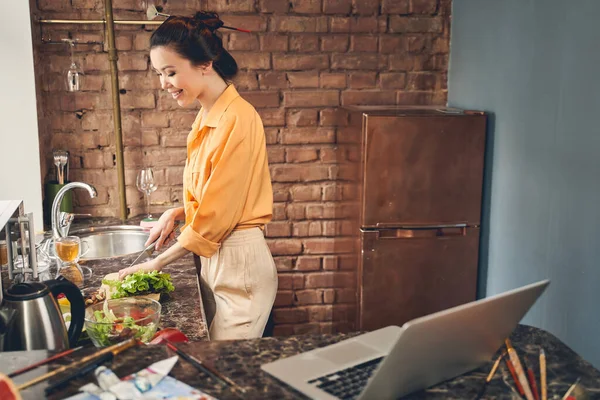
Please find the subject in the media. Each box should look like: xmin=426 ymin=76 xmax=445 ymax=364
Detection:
xmin=262 ymin=279 xmax=550 ymax=400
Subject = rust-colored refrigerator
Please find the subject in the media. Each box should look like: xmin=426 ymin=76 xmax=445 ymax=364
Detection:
xmin=355 ymin=108 xmax=487 ymax=331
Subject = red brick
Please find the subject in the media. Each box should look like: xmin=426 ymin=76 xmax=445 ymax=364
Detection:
xmin=278 ymin=274 xmax=305 ymax=290
xmin=309 ymin=305 xmax=332 ymax=321
xmin=83 ymin=54 xmax=108 ymax=71
xmin=295 ymin=290 xmax=323 ymax=304
xmin=389 ymin=16 xmax=443 ymax=33
xmin=352 ymin=0 xmax=380 ymax=14
xmin=286 ymin=109 xmax=318 ymax=126
xmin=270 ymin=185 xmax=288 ymax=203
xmin=133 ymin=31 xmax=152 ymax=51
xmin=407 ymin=72 xmax=438 ymax=90
xmin=273 ymin=325 xmax=294 ymax=335
xmin=273 ymin=54 xmax=329 ymax=70
xmin=380 ymin=35 xmax=409 ymax=54
xmin=120 ymin=92 xmax=156 ymax=109
xmin=379 ymin=72 xmax=407 ymax=89
xmin=258 ymin=108 xmax=285 ymax=126
xmin=268 ymin=144 xmax=285 ymax=163
xmin=290 ymin=0 xmax=322 ymax=13
xmin=265 ymin=221 xmax=292 ymax=237
xmin=265 ymin=128 xmax=279 ymax=144
xmin=290 ymin=35 xmax=319 ymax=52
xmin=267 ymin=239 xmax=303 ymax=255
xmin=350 ymin=17 xmax=382 ymax=33
xmin=293 ymin=221 xmax=322 ymax=237
xmin=322 ymin=183 xmax=343 ymax=200
xmin=411 ymin=0 xmax=438 ymax=14
xmin=40 ymin=0 xmax=71 ymax=10
xmin=272 ymin=202 xmax=286 ymax=220
xmin=382 ymin=0 xmax=410 ymax=13
xmin=432 ymin=36 xmax=450 ymax=54
xmin=233 ymin=71 xmax=259 ymax=90
xmin=117 ymin=53 xmax=148 ymax=71
xmin=331 ymin=54 xmax=381 ymax=70
xmin=283 ymin=91 xmax=339 ymax=107
xmin=350 ymin=35 xmax=378 ymax=52
xmin=271 ymin=165 xmax=330 ymax=182
xmin=303 ymin=238 xmax=356 ymax=254
xmin=348 ymin=72 xmax=377 ymax=88
xmin=271 ymin=16 xmax=328 ymax=32
xmin=339 ymin=254 xmax=358 ymax=270
xmin=287 ymin=72 xmax=319 ymax=88
xmin=320 ymin=146 xmax=344 ymax=163
xmin=274 ymin=308 xmax=308 ymax=324
xmin=260 ymin=34 xmax=289 ymax=51
xmin=341 ymin=90 xmax=396 ymax=105
xmin=169 ymin=112 xmax=197 ymax=128
xmin=230 ymin=52 xmax=271 ymax=69
xmin=259 ymin=0 xmax=290 ymax=13
xmin=227 ymin=33 xmax=259 ymax=51
xmin=407 ymin=34 xmax=431 ymax=53
xmin=305 ymin=272 xmax=355 ymax=288
xmin=330 ymin=17 xmax=351 ymax=33
xmin=389 ymin=53 xmax=415 ymax=71
xmin=281 ymin=127 xmax=336 ymax=144
xmin=290 ymin=185 xmax=322 ymax=201
xmin=320 ymin=35 xmax=350 ymax=52
xmin=239 ymin=91 xmax=280 ymax=107
xmin=221 ymin=15 xmax=268 ymax=32
xmin=323 ymin=0 xmax=352 ymax=14
xmin=114 ymin=35 xmax=132 ymax=51
xmin=336 ymin=288 xmax=356 ymax=303
xmin=320 ymin=72 xmax=347 ymax=89
xmin=287 ymin=203 xmax=306 ymax=220
xmin=396 ymin=91 xmax=434 ymax=105
xmin=294 ymin=323 xmax=321 ymax=334
xmin=323 ymin=289 xmax=335 ymax=303
xmin=143 ymin=148 xmax=186 ymax=166
xmin=160 ymin=130 xmax=186 ymax=147
xmin=274 ymin=291 xmax=294 ymax=307
xmin=306 ymin=203 xmax=337 ymax=219
xmin=319 ymin=108 xmax=349 ymax=126
xmin=286 ymin=148 xmax=319 ymax=163
xmin=258 ymin=72 xmax=288 ymax=89
xmin=211 ymin=0 xmax=255 ymax=12
xmin=323 ymin=256 xmax=338 ymax=270
xmin=296 ymin=256 xmax=321 ymax=271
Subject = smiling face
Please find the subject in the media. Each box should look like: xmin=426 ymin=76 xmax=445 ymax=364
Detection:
xmin=150 ymin=45 xmax=209 ymax=107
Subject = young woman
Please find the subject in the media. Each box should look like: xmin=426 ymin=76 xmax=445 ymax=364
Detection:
xmin=118 ymin=11 xmax=277 ymax=341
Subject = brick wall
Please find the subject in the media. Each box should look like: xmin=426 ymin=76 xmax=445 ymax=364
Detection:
xmin=30 ymin=0 xmax=450 ymax=335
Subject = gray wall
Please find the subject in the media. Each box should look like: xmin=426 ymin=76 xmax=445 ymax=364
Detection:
xmin=448 ymin=0 xmax=600 ymax=367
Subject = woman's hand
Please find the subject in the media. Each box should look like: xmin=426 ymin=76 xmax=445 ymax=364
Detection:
xmin=146 ymin=208 xmax=179 ymax=250
xmin=118 ymin=259 xmax=160 ymax=280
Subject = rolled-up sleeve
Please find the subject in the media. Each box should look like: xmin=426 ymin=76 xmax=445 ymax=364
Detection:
xmin=177 ymin=113 xmax=254 ymax=257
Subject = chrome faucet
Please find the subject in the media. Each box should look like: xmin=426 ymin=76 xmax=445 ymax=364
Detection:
xmin=51 ymin=182 xmax=97 ymax=238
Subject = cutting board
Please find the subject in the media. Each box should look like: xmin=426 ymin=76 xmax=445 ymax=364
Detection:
xmin=100 ymin=273 xmax=161 ymax=302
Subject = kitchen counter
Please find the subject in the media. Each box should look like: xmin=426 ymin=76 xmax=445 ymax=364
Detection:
xmin=3 ymin=325 xmax=599 ymax=399
xmin=70 ymin=216 xmax=209 ymax=342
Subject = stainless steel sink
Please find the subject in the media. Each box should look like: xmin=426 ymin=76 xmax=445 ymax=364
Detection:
xmin=69 ymin=225 xmax=150 ymax=260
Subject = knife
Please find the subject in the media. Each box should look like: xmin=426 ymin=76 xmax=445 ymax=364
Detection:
xmin=127 ymin=223 xmax=180 ymax=269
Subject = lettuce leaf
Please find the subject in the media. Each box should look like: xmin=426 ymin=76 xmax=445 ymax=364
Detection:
xmin=102 ymin=270 xmax=174 ymax=299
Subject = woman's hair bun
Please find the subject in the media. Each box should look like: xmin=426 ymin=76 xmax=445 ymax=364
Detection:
xmin=193 ymin=11 xmax=224 ymax=32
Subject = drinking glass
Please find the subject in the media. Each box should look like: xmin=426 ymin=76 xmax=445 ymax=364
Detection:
xmin=136 ymin=168 xmax=158 ymax=220
xmin=55 ymin=236 xmax=82 ymax=265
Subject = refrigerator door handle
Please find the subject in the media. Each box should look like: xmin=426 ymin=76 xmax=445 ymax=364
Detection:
xmin=369 ymin=225 xmax=468 ymax=240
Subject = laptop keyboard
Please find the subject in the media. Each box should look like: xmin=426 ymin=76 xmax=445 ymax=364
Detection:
xmin=307 ymin=357 xmax=384 ymax=400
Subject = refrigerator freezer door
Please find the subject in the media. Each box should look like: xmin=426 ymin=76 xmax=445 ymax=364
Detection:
xmin=360 ymin=114 xmax=486 ymax=227
xmin=358 ymin=227 xmax=479 ymax=331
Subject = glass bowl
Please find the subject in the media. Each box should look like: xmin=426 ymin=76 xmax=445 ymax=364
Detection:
xmin=84 ymin=297 xmax=161 ymax=347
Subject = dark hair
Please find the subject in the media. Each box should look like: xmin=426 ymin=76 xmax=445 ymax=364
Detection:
xmin=150 ymin=11 xmax=238 ymax=81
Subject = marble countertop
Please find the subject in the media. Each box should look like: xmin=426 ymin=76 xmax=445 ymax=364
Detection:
xmin=2 ymin=325 xmax=599 ymax=399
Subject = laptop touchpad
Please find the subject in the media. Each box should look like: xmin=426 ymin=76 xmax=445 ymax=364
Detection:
xmin=316 ymin=341 xmax=380 ymax=366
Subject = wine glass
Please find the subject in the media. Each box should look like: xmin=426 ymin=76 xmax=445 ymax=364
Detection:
xmin=137 ymin=168 xmax=158 ymax=220
xmin=63 ymin=39 xmax=83 ymax=92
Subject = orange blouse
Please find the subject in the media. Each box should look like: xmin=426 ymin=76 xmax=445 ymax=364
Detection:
xmin=177 ymin=85 xmax=273 ymax=258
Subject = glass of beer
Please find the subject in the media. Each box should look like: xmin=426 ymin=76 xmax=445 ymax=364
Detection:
xmin=55 ymin=236 xmax=82 ymax=265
